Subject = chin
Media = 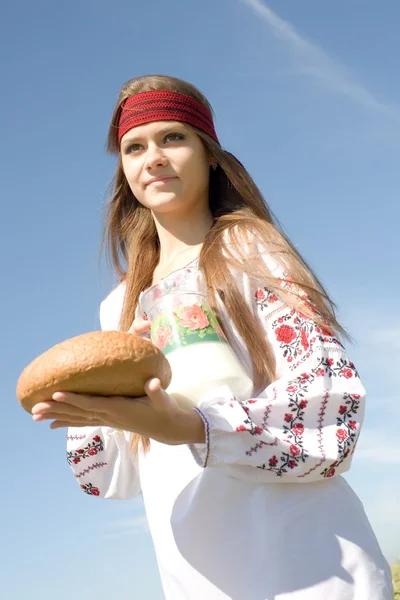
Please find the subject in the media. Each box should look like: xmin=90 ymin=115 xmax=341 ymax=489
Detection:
xmin=145 ymin=192 xmax=183 ymax=209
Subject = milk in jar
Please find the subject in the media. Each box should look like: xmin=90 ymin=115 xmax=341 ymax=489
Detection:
xmin=140 ymin=266 xmax=254 ymax=408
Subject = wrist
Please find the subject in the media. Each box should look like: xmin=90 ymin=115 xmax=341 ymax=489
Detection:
xmin=173 ymin=408 xmax=206 ymax=445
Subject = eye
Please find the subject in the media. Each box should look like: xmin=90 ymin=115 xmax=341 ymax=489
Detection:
xmin=125 ymin=143 xmax=142 ymax=154
xmin=164 ymin=133 xmax=185 ymax=143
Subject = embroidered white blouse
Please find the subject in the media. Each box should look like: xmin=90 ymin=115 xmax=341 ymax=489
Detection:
xmin=66 ymin=246 xmax=393 ymax=600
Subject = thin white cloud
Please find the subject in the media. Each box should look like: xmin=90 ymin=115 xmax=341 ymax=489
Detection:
xmin=241 ymin=0 xmax=400 ymax=123
xmin=103 ymin=514 xmax=149 ymax=539
xmin=354 ymin=428 xmax=400 ymax=464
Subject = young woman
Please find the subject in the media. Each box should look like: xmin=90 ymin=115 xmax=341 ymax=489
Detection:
xmin=32 ymin=75 xmax=393 ymax=599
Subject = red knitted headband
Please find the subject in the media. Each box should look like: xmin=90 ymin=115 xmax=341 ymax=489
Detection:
xmin=118 ymin=90 xmax=219 ymax=144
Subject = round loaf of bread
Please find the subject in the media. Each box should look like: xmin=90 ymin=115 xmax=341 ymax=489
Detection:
xmin=16 ymin=331 xmax=172 ymax=413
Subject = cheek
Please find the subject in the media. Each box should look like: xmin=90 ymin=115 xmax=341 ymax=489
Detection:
xmin=122 ymin=161 xmax=141 ymax=193
xmin=179 ymin=150 xmax=209 ymax=190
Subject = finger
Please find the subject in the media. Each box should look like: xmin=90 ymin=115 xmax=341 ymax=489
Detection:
xmin=33 ymin=411 xmax=75 ymax=422
xmin=145 ymin=378 xmax=162 ymax=394
xmin=144 ymin=378 xmax=173 ymax=412
xmin=51 ymin=392 xmax=110 ymax=414
xmin=33 ymin=410 xmax=98 ymax=422
xmin=32 ymin=400 xmax=94 ymax=419
xmin=50 ymin=419 xmax=103 ymax=429
xmin=129 ymin=318 xmax=151 ymax=335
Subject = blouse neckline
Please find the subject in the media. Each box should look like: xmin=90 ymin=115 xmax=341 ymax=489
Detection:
xmin=138 ymin=256 xmax=200 ymax=299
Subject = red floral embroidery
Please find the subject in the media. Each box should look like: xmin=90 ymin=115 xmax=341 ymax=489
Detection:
xmin=300 ymin=328 xmax=309 ymax=350
xmin=255 ymin=288 xmax=281 ymax=309
xmin=238 ymin=396 xmax=277 ymax=439
xmin=298 ymin=390 xmax=330 ymax=479
xmin=336 ymin=429 xmax=348 ymax=441
xmin=67 ymin=435 xmax=104 ymax=466
xmin=256 ymin=289 xmax=265 ymax=301
xmin=321 ymin=391 xmax=361 ymax=477
xmin=341 ymin=368 xmax=353 ymax=379
xmin=236 ymin=425 xmax=247 ymax=432
xmin=313 ymin=355 xmax=359 ymax=380
xmin=80 ymin=482 xmax=100 ymax=496
xmin=267 ymin=308 xmax=343 ymax=371
xmin=245 ymin=399 xmax=278 ymax=457
xmin=276 ymin=324 xmax=297 ymax=344
xmin=290 ymin=444 xmax=301 ymax=456
xmin=292 ymin=423 xmax=304 ymax=436
xmin=236 ymin=416 xmax=263 ymax=436
xmin=249 ymin=288 xmax=363 ymax=479
xmin=253 ymin=351 xmax=361 ymax=478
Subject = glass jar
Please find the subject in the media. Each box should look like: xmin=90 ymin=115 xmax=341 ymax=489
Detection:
xmin=140 ymin=266 xmax=254 ymax=408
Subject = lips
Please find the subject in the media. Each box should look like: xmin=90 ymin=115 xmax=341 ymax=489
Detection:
xmin=146 ymin=176 xmax=177 ymax=187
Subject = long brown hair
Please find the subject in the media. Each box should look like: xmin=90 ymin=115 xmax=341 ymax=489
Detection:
xmin=101 ymin=74 xmax=348 ymax=454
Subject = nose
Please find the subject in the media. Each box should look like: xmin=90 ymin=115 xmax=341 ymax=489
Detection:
xmin=145 ymin=144 xmax=168 ymax=171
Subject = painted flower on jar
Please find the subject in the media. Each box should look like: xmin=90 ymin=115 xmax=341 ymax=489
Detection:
xmin=154 ymin=326 xmax=173 ymax=350
xmin=179 ymin=305 xmax=209 ymax=330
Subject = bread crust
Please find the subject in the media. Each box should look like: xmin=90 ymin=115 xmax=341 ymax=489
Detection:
xmin=16 ymin=331 xmax=172 ymax=413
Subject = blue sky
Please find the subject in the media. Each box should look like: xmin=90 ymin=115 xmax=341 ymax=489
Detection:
xmin=2 ymin=0 xmax=399 ymax=597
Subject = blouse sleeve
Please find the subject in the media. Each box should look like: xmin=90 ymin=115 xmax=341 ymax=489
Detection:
xmin=189 ymin=254 xmax=366 ymax=483
xmin=66 ymin=426 xmax=141 ymax=499
xmin=66 ymin=286 xmax=141 ymax=499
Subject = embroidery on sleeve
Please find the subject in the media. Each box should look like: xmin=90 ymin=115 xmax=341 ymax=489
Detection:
xmin=66 ymin=435 xmax=104 ymax=466
xmin=320 ymin=391 xmax=361 ymax=478
xmin=80 ymin=482 xmax=100 ymax=496
xmin=252 ymin=357 xmax=361 ymax=477
xmin=255 ymin=287 xmax=344 ymax=371
xmin=243 ymin=291 xmax=362 ymax=478
xmin=298 ymin=390 xmax=329 ymax=478
xmin=74 ymin=462 xmax=108 ymax=479
xmin=271 ymin=309 xmax=343 ymax=371
xmin=66 ymin=433 xmax=87 ymax=441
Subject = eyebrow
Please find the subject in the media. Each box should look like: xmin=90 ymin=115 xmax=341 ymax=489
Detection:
xmin=121 ymin=123 xmax=188 ymax=148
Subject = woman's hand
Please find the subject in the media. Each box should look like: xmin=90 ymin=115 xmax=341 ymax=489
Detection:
xmin=128 ymin=316 xmax=151 ymax=337
xmin=31 ymin=318 xmax=206 ymax=444
xmin=32 ymin=379 xmax=205 ymax=444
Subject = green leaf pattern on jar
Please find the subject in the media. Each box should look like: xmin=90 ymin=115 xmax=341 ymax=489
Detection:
xmin=151 ymin=304 xmax=227 ymax=354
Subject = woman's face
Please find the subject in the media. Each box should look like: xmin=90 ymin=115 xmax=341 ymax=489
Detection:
xmin=120 ymin=120 xmax=211 ymax=217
